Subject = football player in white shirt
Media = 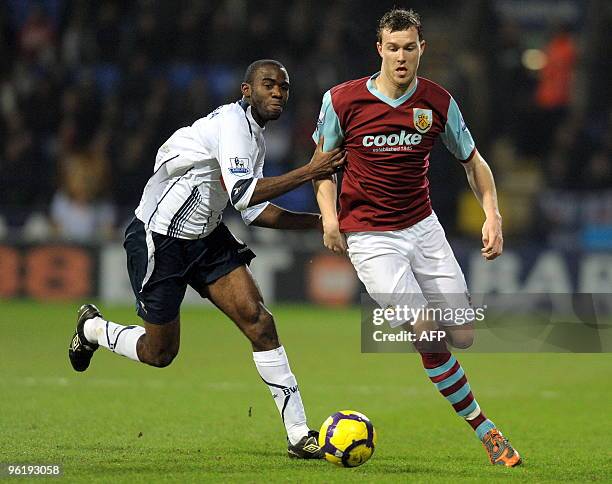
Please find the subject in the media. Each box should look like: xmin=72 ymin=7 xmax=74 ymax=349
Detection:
xmin=69 ymin=60 xmax=345 ymax=458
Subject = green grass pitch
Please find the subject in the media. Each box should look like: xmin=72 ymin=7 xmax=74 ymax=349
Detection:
xmin=1 ymin=300 xmax=611 ymax=482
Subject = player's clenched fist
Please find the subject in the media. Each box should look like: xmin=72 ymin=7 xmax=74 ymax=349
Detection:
xmin=307 ymin=136 xmax=346 ymax=179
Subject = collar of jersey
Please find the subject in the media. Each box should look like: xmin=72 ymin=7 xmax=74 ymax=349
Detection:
xmin=238 ymin=100 xmax=264 ymax=134
xmin=366 ymin=72 xmax=418 ymax=108
xmin=247 ymin=105 xmax=265 ymax=133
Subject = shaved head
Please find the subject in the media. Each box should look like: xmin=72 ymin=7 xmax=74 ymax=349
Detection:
xmin=243 ymin=59 xmax=286 ymax=84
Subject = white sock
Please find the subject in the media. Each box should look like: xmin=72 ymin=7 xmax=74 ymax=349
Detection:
xmin=253 ymin=346 xmax=310 ymax=445
xmin=84 ymin=316 xmax=145 ymax=362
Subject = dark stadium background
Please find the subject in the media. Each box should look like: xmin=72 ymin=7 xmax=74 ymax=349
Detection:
xmin=0 ymin=0 xmax=610 ymax=303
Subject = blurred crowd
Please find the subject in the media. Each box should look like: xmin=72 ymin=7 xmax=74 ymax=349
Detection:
xmin=0 ymin=0 xmax=610 ymax=245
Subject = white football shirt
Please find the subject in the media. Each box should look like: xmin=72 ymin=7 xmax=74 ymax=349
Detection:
xmin=134 ymin=100 xmax=269 ymax=239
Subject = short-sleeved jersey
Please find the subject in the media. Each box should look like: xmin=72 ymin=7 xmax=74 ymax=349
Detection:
xmin=135 ymin=100 xmax=269 ymax=239
xmin=313 ymin=74 xmax=476 ymax=232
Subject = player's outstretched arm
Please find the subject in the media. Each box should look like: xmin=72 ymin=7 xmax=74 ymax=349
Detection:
xmin=249 ymin=204 xmax=322 ymax=230
xmin=462 ymin=150 xmax=503 ymax=261
xmin=248 ymin=137 xmax=345 ymax=207
xmin=314 ymin=177 xmax=347 ymax=255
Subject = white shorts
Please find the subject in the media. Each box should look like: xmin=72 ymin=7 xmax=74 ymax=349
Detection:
xmin=346 ymin=212 xmax=470 ymax=327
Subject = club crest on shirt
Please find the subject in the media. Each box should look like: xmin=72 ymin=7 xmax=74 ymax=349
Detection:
xmin=413 ymin=108 xmax=433 ymax=133
xmin=229 ymin=157 xmax=251 ymax=177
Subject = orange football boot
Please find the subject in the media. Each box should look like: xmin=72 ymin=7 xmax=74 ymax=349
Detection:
xmin=482 ymin=429 xmax=522 ymax=467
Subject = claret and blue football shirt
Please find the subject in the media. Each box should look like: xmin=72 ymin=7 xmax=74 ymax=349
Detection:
xmin=313 ymin=73 xmax=476 ymax=232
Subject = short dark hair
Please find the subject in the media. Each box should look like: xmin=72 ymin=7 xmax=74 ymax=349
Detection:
xmin=243 ymin=59 xmax=286 ymax=84
xmin=377 ymin=8 xmax=423 ymax=43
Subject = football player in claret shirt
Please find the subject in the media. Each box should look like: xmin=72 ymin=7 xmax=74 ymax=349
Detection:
xmin=313 ymin=9 xmax=522 ymax=467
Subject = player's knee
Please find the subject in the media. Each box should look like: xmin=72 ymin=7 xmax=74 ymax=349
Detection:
xmin=145 ymin=346 xmax=179 ymax=368
xmin=242 ymin=303 xmax=278 ymax=350
xmin=448 ymin=329 xmax=474 ymax=349
xmin=451 ymin=337 xmax=474 ymax=349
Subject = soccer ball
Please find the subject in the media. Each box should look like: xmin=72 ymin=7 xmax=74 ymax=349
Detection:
xmin=318 ymin=410 xmax=377 ymax=467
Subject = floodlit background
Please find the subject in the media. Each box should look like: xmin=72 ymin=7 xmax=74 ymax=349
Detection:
xmin=0 ymin=0 xmax=611 ymax=302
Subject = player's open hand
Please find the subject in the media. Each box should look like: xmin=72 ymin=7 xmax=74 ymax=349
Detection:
xmin=323 ymin=221 xmax=348 ymax=255
xmin=481 ymin=215 xmax=503 ymax=260
xmin=308 ymin=136 xmax=346 ymax=179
